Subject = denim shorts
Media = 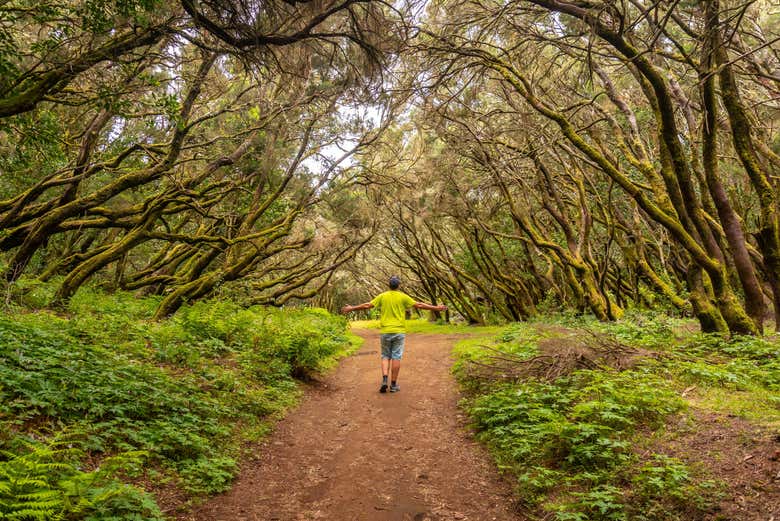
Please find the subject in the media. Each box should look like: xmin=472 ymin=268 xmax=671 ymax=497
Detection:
xmin=380 ymin=333 xmax=405 ymax=360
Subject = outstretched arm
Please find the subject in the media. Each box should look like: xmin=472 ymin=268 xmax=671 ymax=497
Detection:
xmin=413 ymin=302 xmax=447 ymax=312
xmin=341 ymin=302 xmax=374 ymax=314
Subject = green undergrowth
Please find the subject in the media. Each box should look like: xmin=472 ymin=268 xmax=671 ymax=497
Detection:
xmin=453 ymin=313 xmax=779 ymax=520
xmin=0 ymin=283 xmax=355 ymax=519
xmin=536 ymin=311 xmax=780 ymax=424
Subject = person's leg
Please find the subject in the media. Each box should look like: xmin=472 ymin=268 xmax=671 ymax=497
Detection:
xmin=379 ymin=358 xmax=390 ymax=393
xmin=379 ymin=334 xmax=391 ymax=393
xmin=390 ymin=334 xmax=404 ymax=392
xmin=391 ymin=359 xmax=401 ymax=381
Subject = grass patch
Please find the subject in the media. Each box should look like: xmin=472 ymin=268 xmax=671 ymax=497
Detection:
xmin=649 ymin=332 xmax=780 ymax=426
xmin=351 ymin=318 xmax=504 ymax=335
xmin=686 ymin=387 xmax=780 ymax=426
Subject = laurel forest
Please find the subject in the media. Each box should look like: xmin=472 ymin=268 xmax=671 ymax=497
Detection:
xmin=0 ymin=0 xmax=778 ymax=519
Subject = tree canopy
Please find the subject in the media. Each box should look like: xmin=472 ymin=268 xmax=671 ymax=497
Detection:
xmin=1 ymin=0 xmax=779 ymax=335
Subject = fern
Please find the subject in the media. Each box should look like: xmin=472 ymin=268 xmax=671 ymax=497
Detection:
xmin=0 ymin=440 xmax=68 ymax=520
xmin=1 ymin=289 xmax=352 ymax=510
xmin=0 ymin=437 xmax=162 ymax=520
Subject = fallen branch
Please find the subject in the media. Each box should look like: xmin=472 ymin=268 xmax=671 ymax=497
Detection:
xmin=463 ymin=330 xmax=661 ymax=383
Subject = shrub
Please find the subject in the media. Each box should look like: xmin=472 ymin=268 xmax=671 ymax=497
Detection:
xmin=0 ymin=286 xmax=354 ymax=516
xmin=455 ymin=320 xmax=723 ymax=520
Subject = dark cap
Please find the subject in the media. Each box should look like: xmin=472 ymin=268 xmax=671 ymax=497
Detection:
xmin=389 ymin=275 xmax=400 ymax=289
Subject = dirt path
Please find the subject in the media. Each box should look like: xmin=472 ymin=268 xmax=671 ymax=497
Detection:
xmin=182 ymin=329 xmax=522 ymax=521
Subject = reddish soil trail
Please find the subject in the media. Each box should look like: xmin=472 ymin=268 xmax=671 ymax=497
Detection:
xmin=183 ymin=329 xmax=523 ymax=521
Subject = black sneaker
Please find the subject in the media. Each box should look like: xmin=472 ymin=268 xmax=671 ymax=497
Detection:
xmin=379 ymin=383 xmax=388 ymax=393
xmin=389 ymin=383 xmax=400 ymax=393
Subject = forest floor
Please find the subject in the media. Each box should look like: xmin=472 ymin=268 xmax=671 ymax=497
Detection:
xmin=180 ymin=329 xmax=523 ymax=521
xmin=176 ymin=324 xmax=780 ymax=521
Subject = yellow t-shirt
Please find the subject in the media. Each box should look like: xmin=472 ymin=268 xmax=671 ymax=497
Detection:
xmin=371 ymin=290 xmax=416 ymax=333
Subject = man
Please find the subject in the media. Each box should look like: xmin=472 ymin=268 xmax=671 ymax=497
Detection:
xmin=341 ymin=276 xmax=447 ymax=393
